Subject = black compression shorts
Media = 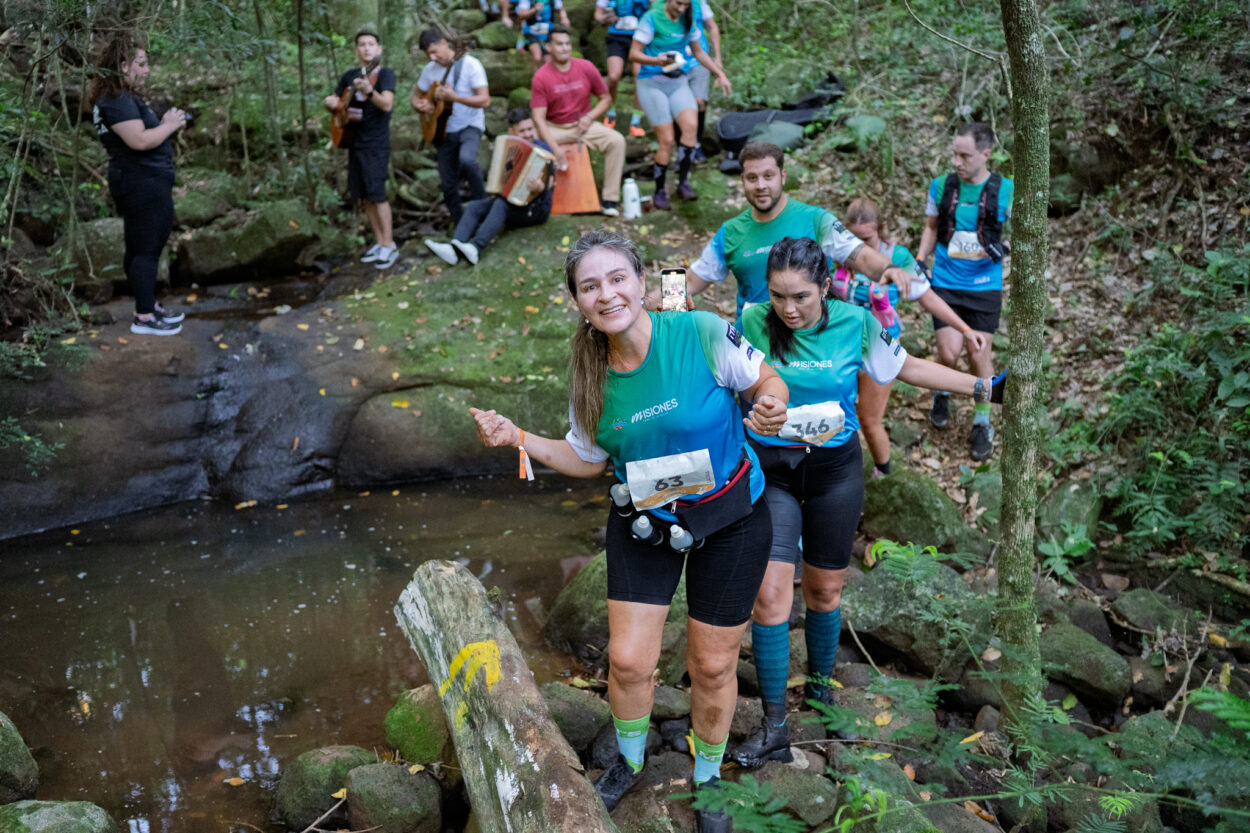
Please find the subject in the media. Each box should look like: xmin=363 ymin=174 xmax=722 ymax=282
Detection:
xmin=753 ymin=437 xmax=863 ymax=571
xmin=930 ymin=286 xmax=1003 ymax=334
xmin=604 ymin=496 xmax=772 ymax=628
xmin=607 ymin=33 xmax=634 ymax=62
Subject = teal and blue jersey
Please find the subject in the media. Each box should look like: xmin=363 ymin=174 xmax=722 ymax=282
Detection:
xmin=633 ymin=4 xmax=704 ymax=78
xmin=566 ymin=311 xmax=767 ymax=518
xmin=518 ymin=0 xmax=563 ymax=39
xmin=925 ymin=174 xmax=1013 ymax=291
xmin=692 ymin=198 xmax=864 ymax=322
xmin=597 ymin=0 xmax=651 ymax=37
xmin=741 ymin=300 xmax=907 ymax=449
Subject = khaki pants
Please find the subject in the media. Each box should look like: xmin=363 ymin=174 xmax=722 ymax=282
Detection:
xmin=546 ymin=121 xmax=626 ymax=203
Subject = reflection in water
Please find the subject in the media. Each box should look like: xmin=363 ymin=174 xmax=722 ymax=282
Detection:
xmin=0 ymin=476 xmax=606 ymax=832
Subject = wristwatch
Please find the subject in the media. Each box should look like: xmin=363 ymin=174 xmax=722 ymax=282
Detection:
xmin=973 ymin=377 xmax=988 ymax=403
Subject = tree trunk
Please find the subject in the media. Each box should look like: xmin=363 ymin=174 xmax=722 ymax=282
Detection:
xmin=996 ymin=0 xmax=1049 ymax=747
xmin=394 ymin=561 xmax=620 ymax=833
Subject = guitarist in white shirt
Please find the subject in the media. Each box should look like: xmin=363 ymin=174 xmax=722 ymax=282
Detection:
xmin=323 ymin=30 xmax=397 ymax=269
xmin=413 ymin=29 xmax=490 ymax=225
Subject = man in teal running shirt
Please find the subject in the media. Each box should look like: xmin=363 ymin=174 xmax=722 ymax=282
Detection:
xmin=678 ymin=142 xmax=914 ymax=320
xmin=915 ymin=122 xmax=1013 ymax=461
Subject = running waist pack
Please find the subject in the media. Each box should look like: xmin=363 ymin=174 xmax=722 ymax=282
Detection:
xmin=672 ymin=455 xmax=753 ymax=540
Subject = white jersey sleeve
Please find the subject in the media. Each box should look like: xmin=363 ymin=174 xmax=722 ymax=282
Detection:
xmin=693 ymin=312 xmax=764 ymax=392
xmin=862 ymin=317 xmax=908 ymax=385
xmin=819 ymin=211 xmax=865 ymax=267
xmin=564 ymin=402 xmax=611 ymax=464
xmin=632 ymin=12 xmax=655 ymax=44
xmin=690 ymin=226 xmax=730 ymax=284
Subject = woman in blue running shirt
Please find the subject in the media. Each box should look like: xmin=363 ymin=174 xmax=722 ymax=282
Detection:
xmin=471 ymin=230 xmax=787 ymax=829
xmin=732 ymin=237 xmax=997 ymax=768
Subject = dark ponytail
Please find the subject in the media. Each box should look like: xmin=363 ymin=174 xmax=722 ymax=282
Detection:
xmin=764 ymin=236 xmax=831 ymax=363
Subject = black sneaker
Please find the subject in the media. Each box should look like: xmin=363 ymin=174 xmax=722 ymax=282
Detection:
xmin=804 ymin=680 xmax=833 ymax=708
xmin=130 ymin=315 xmax=182 ymax=336
xmin=929 ymin=393 xmax=951 ymax=429
xmin=694 ymin=778 xmax=735 ymax=833
xmin=731 ymin=707 xmax=791 ymax=767
xmin=593 ymin=754 xmax=642 ymax=812
xmin=153 ymin=303 xmax=184 ymax=324
xmin=601 ymin=200 xmax=620 ymax=217
xmin=969 ymin=423 xmax=995 ymax=461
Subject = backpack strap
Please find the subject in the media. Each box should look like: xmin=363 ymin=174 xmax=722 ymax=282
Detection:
xmin=935 ymin=172 xmax=961 ymax=245
xmin=451 ymin=57 xmax=464 ymax=90
xmin=976 ymin=173 xmax=1006 ymax=263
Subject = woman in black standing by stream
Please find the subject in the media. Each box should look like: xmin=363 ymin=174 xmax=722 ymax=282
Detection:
xmin=90 ymin=31 xmax=187 ymax=335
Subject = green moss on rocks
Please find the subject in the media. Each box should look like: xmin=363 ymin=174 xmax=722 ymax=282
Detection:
xmin=383 ymin=686 xmax=451 ymax=765
xmin=275 ymin=745 xmax=376 ymax=830
xmin=345 ymin=763 xmax=442 ymax=833
xmin=0 ymin=801 xmax=119 ymax=833
xmin=0 ymin=711 xmax=38 ymax=803
xmin=1039 ymin=621 xmax=1130 ymax=705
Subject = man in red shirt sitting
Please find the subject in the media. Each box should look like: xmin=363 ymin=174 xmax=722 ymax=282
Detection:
xmin=530 ymin=25 xmax=626 ymax=216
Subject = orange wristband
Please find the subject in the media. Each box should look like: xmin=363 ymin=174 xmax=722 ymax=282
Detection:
xmin=515 ymin=429 xmax=534 ymax=481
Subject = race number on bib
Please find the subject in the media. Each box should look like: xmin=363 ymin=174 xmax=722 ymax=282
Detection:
xmin=616 ymin=14 xmax=638 ymax=30
xmin=529 ymin=22 xmax=551 ymax=34
xmin=778 ymin=402 xmax=845 ymax=446
xmin=948 ymin=230 xmax=988 ymax=261
xmin=625 ymin=449 xmax=716 ymax=510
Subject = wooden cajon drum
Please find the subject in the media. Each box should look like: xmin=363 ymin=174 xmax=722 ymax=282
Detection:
xmin=550 ymin=143 xmax=601 ymax=215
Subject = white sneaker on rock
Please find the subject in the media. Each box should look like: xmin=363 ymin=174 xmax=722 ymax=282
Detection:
xmin=424 ymin=239 xmax=458 ymax=265
xmin=450 ymin=239 xmax=479 ymax=265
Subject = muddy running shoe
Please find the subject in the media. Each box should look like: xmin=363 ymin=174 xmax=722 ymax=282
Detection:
xmin=694 ymin=778 xmax=735 ymax=833
xmin=153 ymin=303 xmax=184 ymax=324
xmin=731 ymin=704 xmax=791 ymax=767
xmin=677 ymin=182 xmax=698 ymax=201
xmin=450 ymin=239 xmax=479 ymax=265
xmin=130 ymin=315 xmax=182 ymax=336
xmin=969 ymin=423 xmax=995 ymax=461
xmin=360 ymin=243 xmax=385 ymax=263
xmin=424 ymin=239 xmax=458 ymax=266
xmin=593 ymin=755 xmax=642 ymax=812
xmin=653 ymin=188 xmax=671 ymax=210
xmin=929 ymin=393 xmax=951 ymax=429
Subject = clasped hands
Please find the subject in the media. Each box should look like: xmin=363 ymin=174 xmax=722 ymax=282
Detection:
xmin=744 ymin=394 xmax=786 ymax=436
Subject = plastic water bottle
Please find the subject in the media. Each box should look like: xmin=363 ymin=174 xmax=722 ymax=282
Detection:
xmin=610 ymin=482 xmax=633 ymax=516
xmin=630 ymin=514 xmax=664 ymax=545
xmin=869 ymin=282 xmax=897 ymax=330
xmin=830 ymin=266 xmax=851 ymax=301
xmin=622 ymin=178 xmax=642 ymax=219
xmin=669 ymin=524 xmax=695 ymax=553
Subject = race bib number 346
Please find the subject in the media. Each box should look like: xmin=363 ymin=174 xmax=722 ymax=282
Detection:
xmin=625 ymin=449 xmax=716 ymax=510
xmin=778 ymin=402 xmax=845 ymax=446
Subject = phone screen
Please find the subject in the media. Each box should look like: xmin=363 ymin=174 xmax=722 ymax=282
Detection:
xmin=660 ymin=268 xmax=687 ymax=312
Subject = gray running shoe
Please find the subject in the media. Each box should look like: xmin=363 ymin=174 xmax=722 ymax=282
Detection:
xmin=969 ymin=423 xmax=995 ymax=460
xmin=929 ymin=393 xmax=951 ymax=428
xmin=130 ymin=315 xmax=182 ymax=336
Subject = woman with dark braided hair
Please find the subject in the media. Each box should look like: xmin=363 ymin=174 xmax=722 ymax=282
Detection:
xmin=90 ymin=31 xmax=187 ymax=335
xmin=471 ymin=230 xmax=787 ymax=831
xmin=732 ymin=237 xmax=999 ymax=768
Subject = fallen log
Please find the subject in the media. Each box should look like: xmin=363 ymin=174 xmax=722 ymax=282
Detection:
xmin=394 ymin=560 xmax=619 ymax=833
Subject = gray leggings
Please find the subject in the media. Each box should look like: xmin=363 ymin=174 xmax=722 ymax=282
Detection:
xmin=636 ymin=73 xmax=697 ymax=127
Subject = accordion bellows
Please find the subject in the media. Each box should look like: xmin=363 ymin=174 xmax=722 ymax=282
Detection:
xmin=486 ymin=136 xmax=554 ymax=206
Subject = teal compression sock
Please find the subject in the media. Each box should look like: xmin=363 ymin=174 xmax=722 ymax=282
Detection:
xmin=691 ymin=732 xmax=727 ymax=785
xmin=751 ymin=621 xmax=791 ymax=715
xmin=805 ymin=606 xmax=841 ymax=684
xmin=612 ymin=712 xmax=650 ymax=773
xmin=974 ymin=402 xmax=992 ymax=425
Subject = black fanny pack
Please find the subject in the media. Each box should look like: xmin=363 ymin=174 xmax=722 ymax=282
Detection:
xmin=750 ymin=441 xmax=810 ymax=471
xmin=673 ymin=456 xmax=754 ymax=540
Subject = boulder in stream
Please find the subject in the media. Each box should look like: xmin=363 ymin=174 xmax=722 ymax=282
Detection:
xmin=753 ymin=760 xmax=838 ymax=827
xmin=0 ymin=711 xmax=37 ymax=803
xmin=274 ymin=744 xmax=375 ymax=830
xmin=344 ymin=763 xmax=442 ymax=833
xmin=175 ymin=198 xmax=320 ymax=283
xmin=384 ymin=686 xmax=451 ymax=765
xmin=539 ymin=681 xmax=612 ymax=753
xmin=0 ymin=801 xmax=118 ymax=833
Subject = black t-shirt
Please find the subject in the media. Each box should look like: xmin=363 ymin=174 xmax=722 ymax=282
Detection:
xmin=93 ymin=92 xmax=175 ymax=177
xmin=335 ymin=66 xmax=397 ymax=149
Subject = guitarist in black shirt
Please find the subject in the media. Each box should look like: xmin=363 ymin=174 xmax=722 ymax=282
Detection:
xmin=323 ymin=30 xmax=398 ymax=269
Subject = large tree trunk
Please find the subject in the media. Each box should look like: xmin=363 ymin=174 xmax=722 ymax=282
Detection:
xmin=997 ymin=0 xmax=1049 ymax=742
xmin=394 ymin=560 xmax=619 ymax=833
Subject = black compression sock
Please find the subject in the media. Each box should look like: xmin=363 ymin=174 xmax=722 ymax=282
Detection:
xmin=653 ymin=162 xmax=668 ymax=191
xmin=696 ymin=109 xmax=706 ymax=150
xmin=678 ymin=145 xmax=694 ymax=184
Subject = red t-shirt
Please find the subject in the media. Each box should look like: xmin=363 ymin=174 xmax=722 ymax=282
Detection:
xmin=530 ymin=58 xmax=607 ymax=125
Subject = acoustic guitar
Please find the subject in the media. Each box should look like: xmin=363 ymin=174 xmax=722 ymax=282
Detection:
xmin=417 ymin=45 xmax=466 ymax=147
xmin=331 ymin=57 xmax=382 ymax=149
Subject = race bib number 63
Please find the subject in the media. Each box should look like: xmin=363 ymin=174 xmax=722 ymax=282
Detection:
xmin=624 ymin=449 xmax=716 ymax=510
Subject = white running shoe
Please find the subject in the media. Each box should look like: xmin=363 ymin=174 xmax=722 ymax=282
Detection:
xmin=450 ymin=239 xmax=479 ymax=265
xmin=360 ymin=243 xmax=385 ymax=263
xmin=374 ymin=245 xmax=399 ymax=270
xmin=424 ymin=239 xmax=458 ymax=265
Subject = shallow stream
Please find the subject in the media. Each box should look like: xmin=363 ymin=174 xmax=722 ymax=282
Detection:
xmin=0 ymin=475 xmax=607 ymax=832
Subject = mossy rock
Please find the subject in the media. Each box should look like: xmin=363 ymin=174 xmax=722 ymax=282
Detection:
xmin=651 ymin=685 xmax=690 ymax=720
xmin=275 ymin=745 xmax=376 ymax=830
xmin=830 ymin=677 xmax=938 ymax=744
xmin=52 ymin=217 xmax=168 ymax=303
xmin=754 ymin=760 xmax=838 ymax=827
xmin=345 ymin=763 xmax=442 ymax=833
xmin=473 ymin=21 xmax=518 ymax=51
xmin=1111 ymin=589 xmax=1201 ymax=636
xmin=862 ymin=468 xmax=989 ymax=557
xmin=545 ymin=551 xmax=688 ymax=666
xmin=477 ymin=49 xmax=536 ymax=99
xmin=0 ymin=711 xmax=38 ymax=803
xmin=0 ymin=801 xmax=119 ymax=833
xmin=506 ymin=86 xmax=533 ymax=110
xmin=540 ymin=681 xmax=612 ymax=752
xmin=447 ymin=9 xmax=487 ymax=32
xmin=1039 ymin=621 xmax=1130 ymax=705
xmin=383 ymin=686 xmax=451 ymax=765
xmin=1037 ymin=478 xmax=1102 ymax=544
xmin=175 ymin=168 xmax=244 ymax=228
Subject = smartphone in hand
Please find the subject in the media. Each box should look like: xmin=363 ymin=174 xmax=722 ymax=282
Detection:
xmin=660 ymin=268 xmax=688 ymax=312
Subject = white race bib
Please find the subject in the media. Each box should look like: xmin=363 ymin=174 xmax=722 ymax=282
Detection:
xmin=616 ymin=14 xmax=638 ymax=30
xmin=948 ymin=229 xmax=988 ymax=261
xmin=778 ymin=402 xmax=845 ymax=446
xmin=625 ymin=449 xmax=716 ymax=510
xmin=529 ymin=21 xmax=551 ymax=35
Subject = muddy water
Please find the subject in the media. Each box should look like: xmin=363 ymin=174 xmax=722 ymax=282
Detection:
xmin=0 ymin=475 xmax=608 ymax=832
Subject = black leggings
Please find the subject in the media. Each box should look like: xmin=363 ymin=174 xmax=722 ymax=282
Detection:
xmin=110 ymin=170 xmax=175 ymax=315
xmin=754 ymin=436 xmax=864 ymax=570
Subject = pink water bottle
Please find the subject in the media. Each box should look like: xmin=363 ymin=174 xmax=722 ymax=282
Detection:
xmin=831 ymin=266 xmax=851 ymax=301
xmin=869 ymin=282 xmax=897 ymax=330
